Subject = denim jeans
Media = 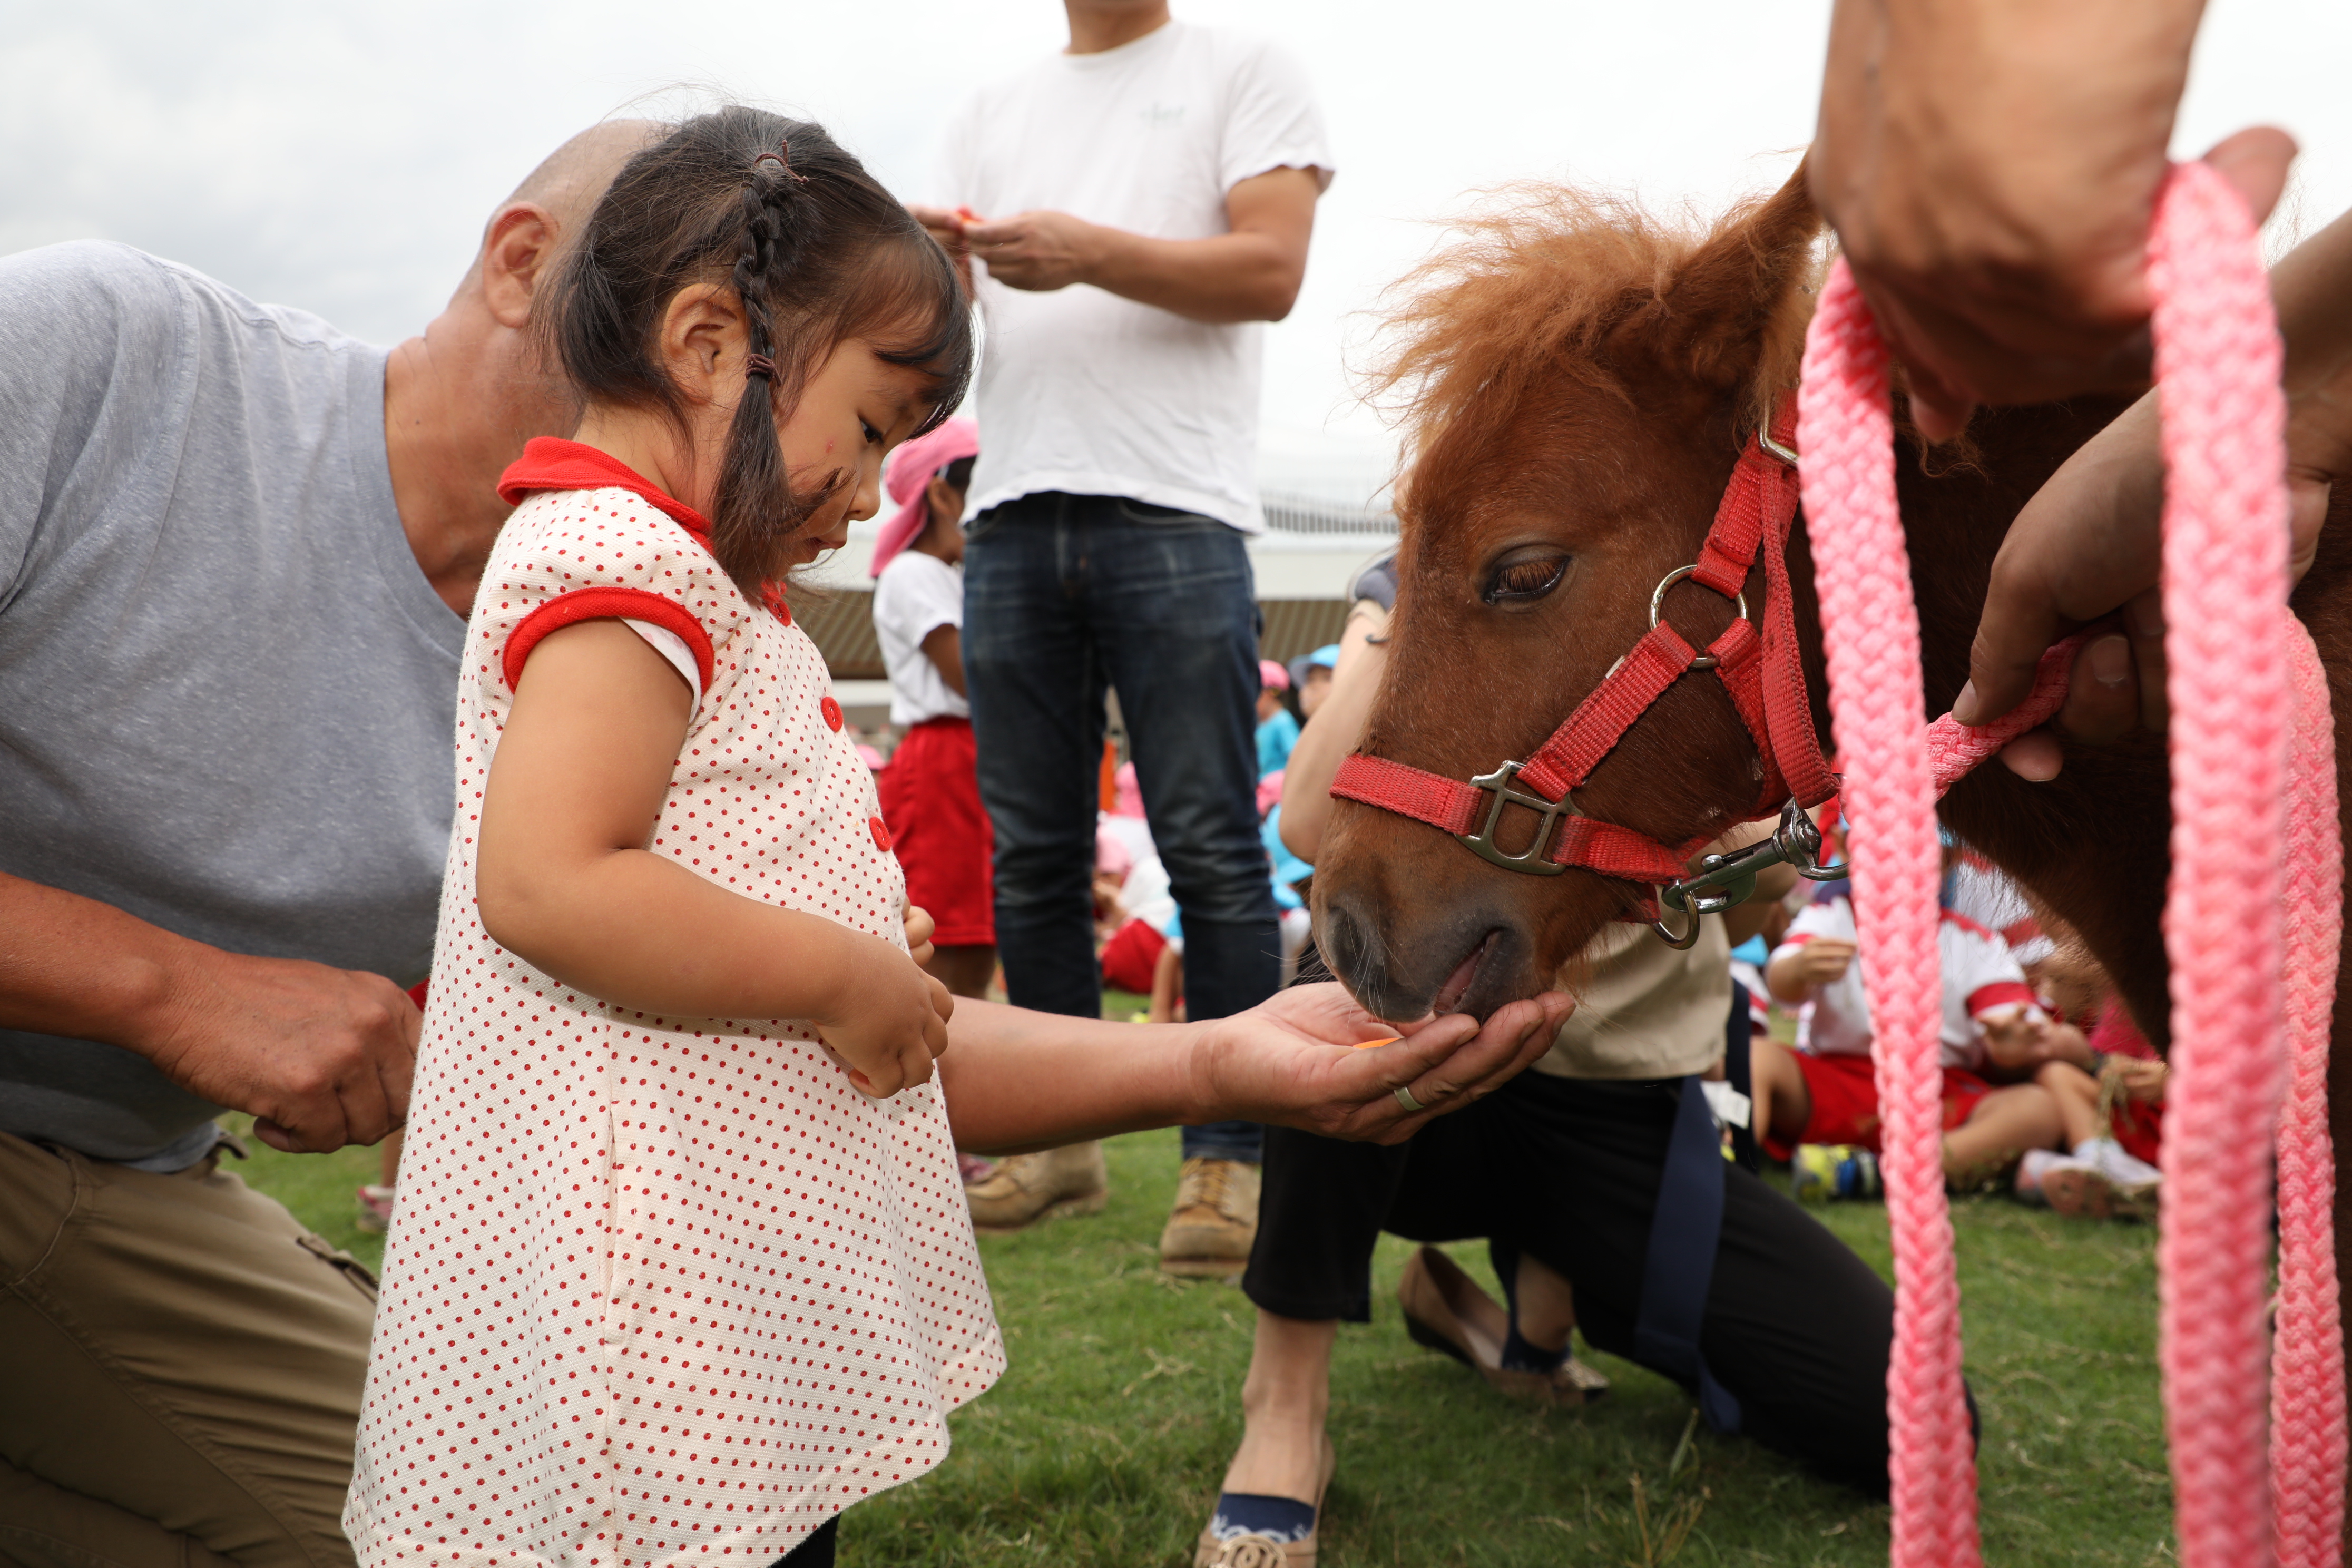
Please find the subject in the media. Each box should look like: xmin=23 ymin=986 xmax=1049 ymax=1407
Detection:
xmin=963 ymin=492 xmax=1277 ymax=1163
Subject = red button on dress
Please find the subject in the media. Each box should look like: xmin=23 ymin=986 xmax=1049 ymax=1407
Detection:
xmin=761 ymin=583 xmax=793 ymax=626
xmin=821 ymin=696 xmax=844 ymax=731
xmin=870 ymin=815 xmax=894 ymax=851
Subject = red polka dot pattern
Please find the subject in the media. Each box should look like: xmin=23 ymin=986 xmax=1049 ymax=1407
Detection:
xmin=820 ymin=697 xmax=842 ymax=732
xmin=346 ymin=487 xmax=1004 ymax=1567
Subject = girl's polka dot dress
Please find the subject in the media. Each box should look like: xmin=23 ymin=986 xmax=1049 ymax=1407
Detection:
xmin=346 ymin=441 xmax=1004 ymax=1567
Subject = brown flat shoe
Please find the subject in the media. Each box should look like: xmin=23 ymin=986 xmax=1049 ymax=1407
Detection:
xmin=1194 ymin=1439 xmax=1334 ymax=1567
xmin=1396 ymin=1246 xmax=1610 ymax=1407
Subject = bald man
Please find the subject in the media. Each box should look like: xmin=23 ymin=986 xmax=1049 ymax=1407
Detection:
xmin=0 ymin=122 xmax=650 ymax=1568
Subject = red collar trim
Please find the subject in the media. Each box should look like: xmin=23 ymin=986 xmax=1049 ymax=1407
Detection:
xmin=497 ymin=438 xmax=713 ymax=544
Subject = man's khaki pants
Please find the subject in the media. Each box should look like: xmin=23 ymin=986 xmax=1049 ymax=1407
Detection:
xmin=0 ymin=1131 xmax=374 ymax=1568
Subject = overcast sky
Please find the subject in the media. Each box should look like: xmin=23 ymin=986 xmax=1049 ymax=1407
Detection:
xmin=7 ymin=0 xmax=2346 ymax=502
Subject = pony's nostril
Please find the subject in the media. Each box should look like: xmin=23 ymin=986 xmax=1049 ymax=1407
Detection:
xmin=1317 ymin=898 xmax=1378 ymax=994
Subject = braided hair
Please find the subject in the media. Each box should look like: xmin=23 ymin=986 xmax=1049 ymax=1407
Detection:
xmin=543 ymin=107 xmax=973 ymax=595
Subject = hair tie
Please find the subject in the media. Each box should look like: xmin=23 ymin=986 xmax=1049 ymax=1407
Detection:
xmin=753 ymin=141 xmax=810 ymax=186
xmin=744 ymin=353 xmax=778 ymax=380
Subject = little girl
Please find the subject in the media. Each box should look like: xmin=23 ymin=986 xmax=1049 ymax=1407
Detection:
xmin=344 ymin=108 xmax=1564 ymax=1568
xmin=343 ymin=110 xmax=995 ymax=1568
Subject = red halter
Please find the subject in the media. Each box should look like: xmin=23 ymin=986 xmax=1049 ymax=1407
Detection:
xmin=1329 ymin=412 xmax=1843 ymax=933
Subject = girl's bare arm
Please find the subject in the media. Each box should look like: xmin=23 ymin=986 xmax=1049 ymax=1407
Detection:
xmin=476 ymin=620 xmax=947 ymax=1094
xmin=938 ymin=984 xmax=1573 ymax=1155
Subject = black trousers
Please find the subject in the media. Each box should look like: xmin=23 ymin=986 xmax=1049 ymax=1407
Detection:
xmin=1242 ymin=1070 xmax=1897 ymax=1493
xmin=771 ymin=1514 xmax=837 ymax=1566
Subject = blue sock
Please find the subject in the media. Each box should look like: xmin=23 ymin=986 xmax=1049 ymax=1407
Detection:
xmin=1501 ymin=1324 xmax=1568 ymax=1373
xmin=1208 ymin=1493 xmax=1317 ymax=1543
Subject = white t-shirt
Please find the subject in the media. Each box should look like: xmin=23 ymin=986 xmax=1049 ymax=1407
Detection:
xmin=1772 ymin=888 xmax=2041 ymax=1071
xmin=936 ymin=21 xmax=1334 ymax=533
xmin=871 ymin=550 xmax=969 ymax=726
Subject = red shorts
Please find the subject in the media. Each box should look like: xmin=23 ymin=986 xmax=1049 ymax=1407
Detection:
xmin=1762 ymin=1052 xmax=1996 ymax=1160
xmin=875 ymin=717 xmax=995 ymax=947
xmin=1099 ymin=917 xmax=1168 ymax=996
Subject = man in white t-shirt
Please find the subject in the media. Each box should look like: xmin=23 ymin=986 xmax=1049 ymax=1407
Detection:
xmin=914 ymin=0 xmax=1334 ymax=1274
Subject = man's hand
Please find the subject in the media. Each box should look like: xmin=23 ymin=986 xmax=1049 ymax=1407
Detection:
xmin=143 ymin=952 xmax=420 ymax=1154
xmin=1810 ymin=0 xmax=2288 ymax=439
xmin=1953 ymin=203 xmax=2352 ymax=779
xmin=1198 ymin=982 xmax=1573 ymax=1145
xmin=963 ymin=209 xmax=1103 ymax=294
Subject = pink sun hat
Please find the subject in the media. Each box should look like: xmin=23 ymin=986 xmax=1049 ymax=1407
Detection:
xmin=871 ymin=417 xmax=980 ymax=579
xmin=1258 ymin=659 xmax=1290 ymax=691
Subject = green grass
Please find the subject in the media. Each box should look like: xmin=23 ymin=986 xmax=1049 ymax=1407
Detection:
xmin=236 ymin=1110 xmax=2174 ymax=1565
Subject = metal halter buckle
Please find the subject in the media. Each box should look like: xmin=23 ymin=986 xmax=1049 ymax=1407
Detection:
xmin=1454 ymin=760 xmax=1572 ymax=876
xmin=1651 ymin=798 xmax=1848 ymax=947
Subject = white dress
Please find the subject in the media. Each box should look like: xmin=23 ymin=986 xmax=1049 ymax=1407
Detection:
xmin=348 ymin=444 xmax=1003 ymax=1567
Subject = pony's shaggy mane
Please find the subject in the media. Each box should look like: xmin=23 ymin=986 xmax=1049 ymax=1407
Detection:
xmin=1366 ymin=182 xmax=1822 ymax=516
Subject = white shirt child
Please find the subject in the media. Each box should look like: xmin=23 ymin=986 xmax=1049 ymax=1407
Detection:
xmin=871 ymin=548 xmax=968 ymax=727
xmin=936 ymin=21 xmax=1335 ymax=533
xmin=1772 ymin=884 xmax=2042 ymax=1071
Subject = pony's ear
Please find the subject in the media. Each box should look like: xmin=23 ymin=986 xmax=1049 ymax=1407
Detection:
xmin=1631 ymin=163 xmax=1822 ymax=424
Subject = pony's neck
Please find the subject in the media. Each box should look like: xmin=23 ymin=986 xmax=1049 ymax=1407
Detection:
xmin=1785 ymin=396 xmax=2180 ymax=1044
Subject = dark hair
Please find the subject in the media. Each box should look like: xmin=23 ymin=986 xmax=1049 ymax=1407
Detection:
xmin=544 ymin=107 xmax=973 ymax=594
xmin=938 ymin=455 xmax=976 ymax=493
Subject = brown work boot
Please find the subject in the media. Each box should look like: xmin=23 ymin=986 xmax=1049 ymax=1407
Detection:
xmin=1159 ymin=1157 xmax=1261 ymax=1277
xmin=964 ymin=1141 xmax=1109 ymax=1233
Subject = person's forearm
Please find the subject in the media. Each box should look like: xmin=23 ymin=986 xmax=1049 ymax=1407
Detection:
xmin=939 ymin=999 xmax=1207 ymax=1153
xmin=1078 ymin=226 xmax=1303 ymax=324
xmin=1279 ymin=624 xmax=1387 ymax=860
xmin=480 ymin=847 xmax=887 ymax=1021
xmin=0 ymin=871 xmax=203 ymax=1050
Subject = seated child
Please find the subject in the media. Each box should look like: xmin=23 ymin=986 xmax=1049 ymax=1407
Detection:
xmin=1749 ymin=873 xmax=2133 ymax=1205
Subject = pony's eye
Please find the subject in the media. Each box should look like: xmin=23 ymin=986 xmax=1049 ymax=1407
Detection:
xmin=1483 ymin=554 xmax=1569 ymax=605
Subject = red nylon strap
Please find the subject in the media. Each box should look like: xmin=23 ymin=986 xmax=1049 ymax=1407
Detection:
xmin=1755 ymin=460 xmax=1838 ymax=807
xmin=1329 ymin=754 xmax=1484 ymax=835
xmin=1519 ymin=624 xmax=1698 ymax=799
xmin=1546 ymin=816 xmax=1700 ymax=883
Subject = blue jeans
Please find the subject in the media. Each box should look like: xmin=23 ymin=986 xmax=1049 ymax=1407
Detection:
xmin=963 ymin=492 xmax=1276 ymax=1163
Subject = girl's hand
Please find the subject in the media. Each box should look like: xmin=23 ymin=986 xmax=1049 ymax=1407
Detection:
xmin=903 ymin=901 xmax=937 ymax=967
xmin=816 ymin=939 xmax=954 ymax=1099
xmin=1195 ymin=982 xmax=1573 ymax=1145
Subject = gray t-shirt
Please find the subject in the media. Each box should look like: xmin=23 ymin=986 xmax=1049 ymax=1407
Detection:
xmin=0 ymin=242 xmax=466 ymax=1169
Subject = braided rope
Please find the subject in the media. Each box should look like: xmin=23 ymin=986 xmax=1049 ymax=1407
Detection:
xmin=1801 ymin=159 xmax=2344 ymax=1566
xmin=2275 ymin=622 xmax=2345 ymax=1568
xmin=1800 ymin=260 xmax=1983 ymax=1568
xmin=2149 ymin=160 xmax=2295 ymax=1568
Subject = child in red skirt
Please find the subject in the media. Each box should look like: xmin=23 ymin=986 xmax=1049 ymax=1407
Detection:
xmin=1749 ymin=877 xmax=2093 ymax=1193
xmin=872 ymin=418 xmax=995 ymax=999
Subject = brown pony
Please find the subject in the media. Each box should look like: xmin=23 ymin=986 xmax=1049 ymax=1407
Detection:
xmin=1311 ymin=165 xmax=2352 ymax=1439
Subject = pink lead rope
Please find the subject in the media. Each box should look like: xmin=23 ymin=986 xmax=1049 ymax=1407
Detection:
xmin=1798 ymin=160 xmax=2344 ymax=1567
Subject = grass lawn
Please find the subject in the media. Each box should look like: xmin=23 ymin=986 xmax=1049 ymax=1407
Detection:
xmin=230 ymin=1045 xmax=2177 ymax=1565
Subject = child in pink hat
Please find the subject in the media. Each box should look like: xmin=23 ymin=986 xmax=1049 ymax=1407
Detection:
xmin=870 ymin=418 xmax=995 ymax=1002
xmin=1255 ymin=657 xmax=1299 ymax=778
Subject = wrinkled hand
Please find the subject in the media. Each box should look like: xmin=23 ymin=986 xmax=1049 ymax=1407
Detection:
xmin=964 ymin=210 xmax=1101 ymax=293
xmin=1810 ymin=0 xmax=2287 ymax=440
xmin=1197 ymin=982 xmax=1574 ymax=1145
xmin=816 ymin=939 xmax=953 ymax=1099
xmin=144 ymin=952 xmax=419 ymax=1153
